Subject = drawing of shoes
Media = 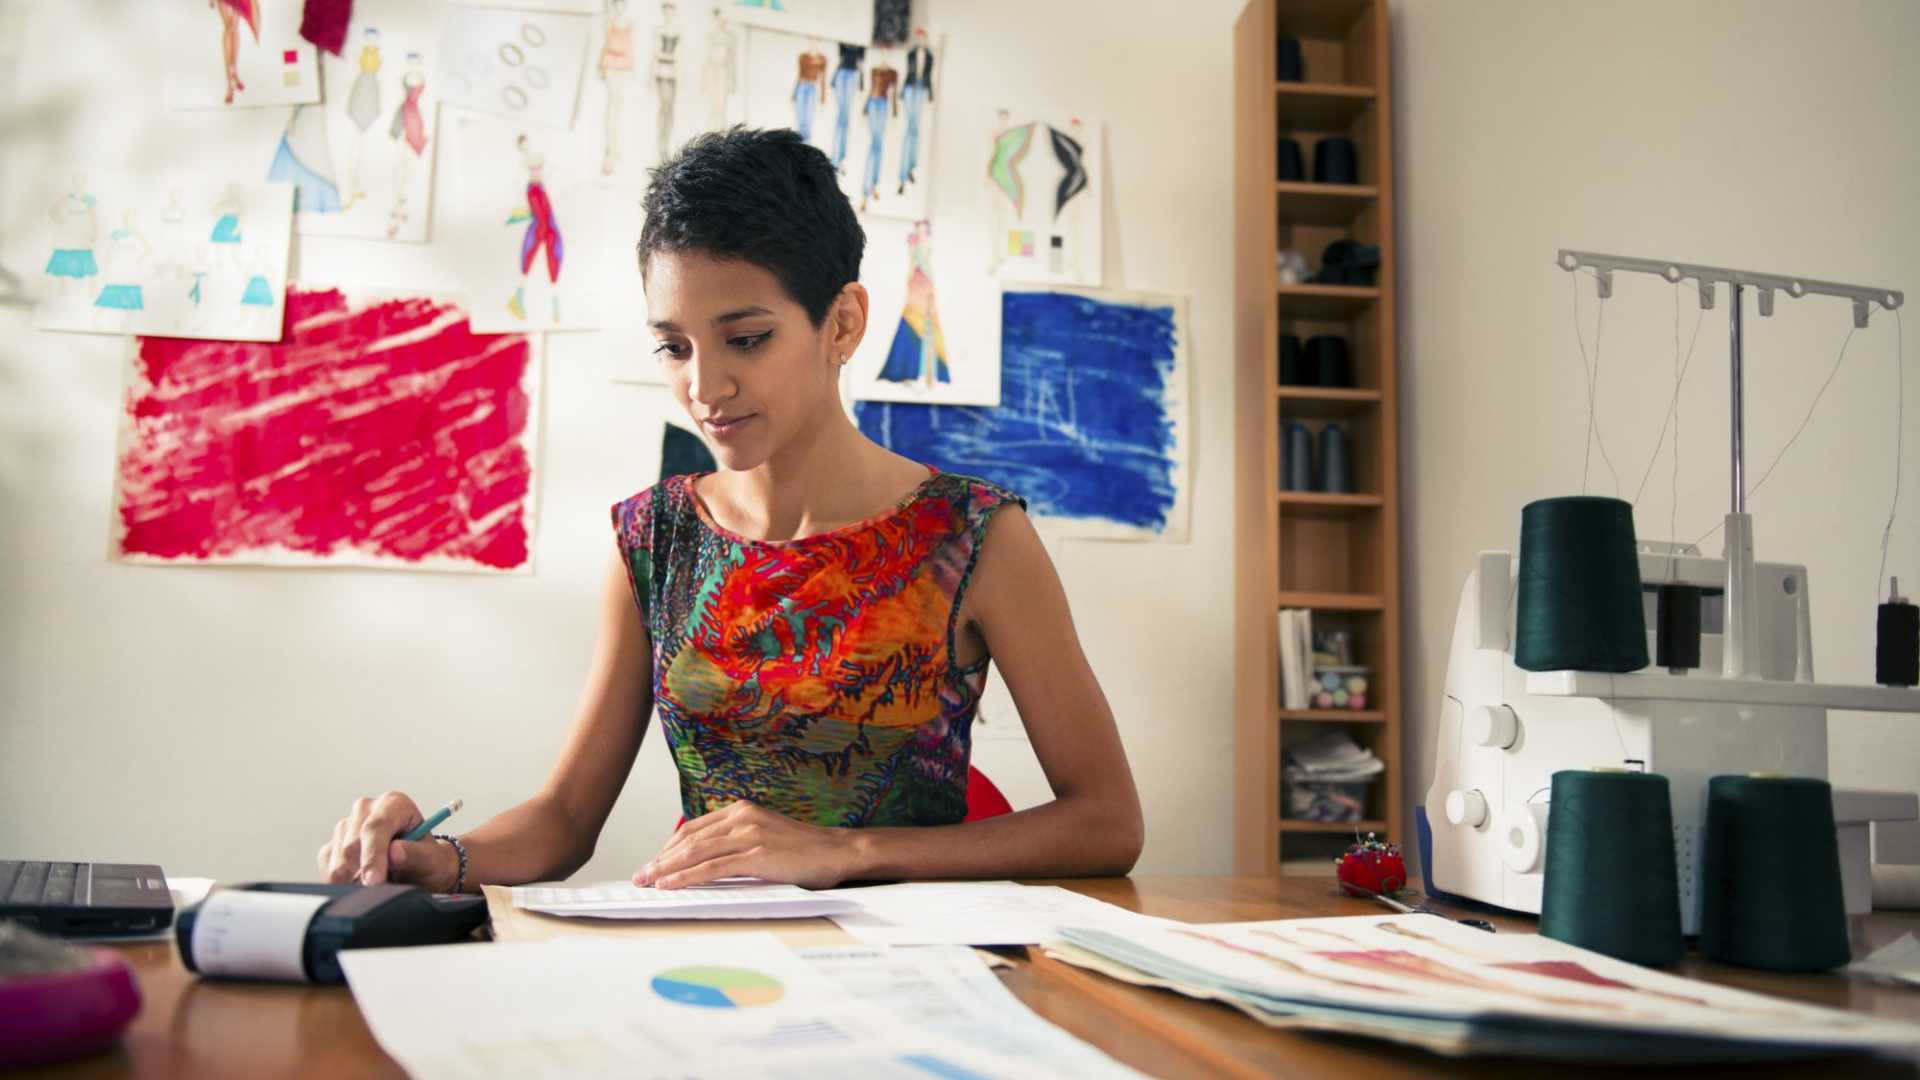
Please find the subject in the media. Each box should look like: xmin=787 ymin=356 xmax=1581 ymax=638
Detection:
xmin=508 ymin=288 xmax=526 ymax=320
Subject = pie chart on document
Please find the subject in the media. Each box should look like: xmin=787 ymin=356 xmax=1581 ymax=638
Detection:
xmin=649 ymin=966 xmax=787 ymax=1008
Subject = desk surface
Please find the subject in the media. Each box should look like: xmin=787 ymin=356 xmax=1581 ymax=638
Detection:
xmin=27 ymin=876 xmax=1920 ymax=1079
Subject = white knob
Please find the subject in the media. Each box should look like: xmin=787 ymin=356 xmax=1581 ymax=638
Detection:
xmin=1444 ymin=789 xmax=1489 ymax=829
xmin=1469 ymin=705 xmax=1519 ymax=749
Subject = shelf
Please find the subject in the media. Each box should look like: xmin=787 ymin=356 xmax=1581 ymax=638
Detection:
xmin=1280 ymin=819 xmax=1388 ymax=834
xmin=1277 ymin=590 xmax=1385 ymax=611
xmin=1279 ymin=709 xmax=1386 ymax=723
xmin=1275 ymin=181 xmax=1378 ymax=225
xmin=1276 ymin=283 xmax=1381 ymax=320
xmin=1525 ymin=670 xmax=1920 ymax=713
xmin=1277 ymin=386 xmax=1382 ymax=418
xmin=1277 ymin=491 xmax=1382 ymax=516
xmin=1274 ymin=81 xmax=1376 ymax=130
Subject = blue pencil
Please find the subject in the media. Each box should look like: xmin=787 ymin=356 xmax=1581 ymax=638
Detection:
xmin=401 ymin=798 xmax=463 ymax=842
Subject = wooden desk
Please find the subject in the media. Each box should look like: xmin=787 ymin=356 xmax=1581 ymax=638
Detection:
xmin=27 ymin=876 xmax=1920 ymax=1078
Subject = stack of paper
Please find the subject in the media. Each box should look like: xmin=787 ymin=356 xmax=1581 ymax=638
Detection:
xmin=1043 ymin=915 xmax=1920 ymax=1061
xmin=819 ymin=881 xmax=1176 ymax=946
xmin=1282 ymin=731 xmax=1385 ymax=783
xmin=340 ymin=932 xmax=1141 ymax=1079
xmin=510 ymin=880 xmax=859 ymax=921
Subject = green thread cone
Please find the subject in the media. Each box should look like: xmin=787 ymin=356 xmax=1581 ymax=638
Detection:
xmin=1515 ymin=496 xmax=1649 ymax=673
xmin=1700 ymin=775 xmax=1850 ymax=971
xmin=1540 ymin=769 xmax=1683 ymax=967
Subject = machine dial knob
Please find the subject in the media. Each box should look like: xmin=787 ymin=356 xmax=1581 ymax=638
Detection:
xmin=1469 ymin=705 xmax=1520 ymax=749
xmin=1445 ymin=789 xmax=1489 ymax=829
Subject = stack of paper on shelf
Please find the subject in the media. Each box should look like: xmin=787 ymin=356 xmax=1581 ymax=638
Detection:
xmin=1282 ymin=731 xmax=1385 ymax=784
xmin=1042 ymin=916 xmax=1920 ymax=1062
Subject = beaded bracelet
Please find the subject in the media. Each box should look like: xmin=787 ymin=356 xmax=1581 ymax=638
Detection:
xmin=434 ymin=833 xmax=469 ymax=894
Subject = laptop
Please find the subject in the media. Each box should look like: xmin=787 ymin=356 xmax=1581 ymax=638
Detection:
xmin=0 ymin=861 xmax=175 ymax=936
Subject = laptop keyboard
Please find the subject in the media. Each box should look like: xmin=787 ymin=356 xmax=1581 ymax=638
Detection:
xmin=0 ymin=861 xmax=80 ymax=905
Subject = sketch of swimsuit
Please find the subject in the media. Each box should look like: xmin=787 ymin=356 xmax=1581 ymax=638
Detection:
xmin=702 ymin=17 xmax=736 ymax=130
xmin=269 ymin=104 xmax=344 ymax=214
xmin=93 ymin=226 xmax=146 ymax=314
xmin=387 ymin=58 xmax=430 ymax=236
xmin=829 ymin=44 xmax=864 ymax=170
xmin=1050 ymin=122 xmax=1088 ymax=219
xmin=861 ymin=63 xmax=896 ymax=208
xmin=792 ymin=48 xmax=826 ymax=140
xmin=878 ymin=222 xmax=948 ymax=385
xmin=345 ymin=32 xmax=383 ymax=208
xmin=987 ymin=120 xmax=1035 ymax=217
xmin=654 ymin=18 xmax=681 ymax=162
xmin=599 ymin=8 xmax=633 ymax=175
xmin=898 ymin=42 xmax=932 ymax=192
xmin=45 ymin=191 xmax=100 ymax=291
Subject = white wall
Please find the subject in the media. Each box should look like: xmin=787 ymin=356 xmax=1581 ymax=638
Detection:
xmin=0 ymin=0 xmax=1247 ymax=882
xmin=1391 ymin=0 xmax=1920 ymax=858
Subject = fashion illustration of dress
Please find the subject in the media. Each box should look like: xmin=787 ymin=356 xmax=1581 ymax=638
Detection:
xmin=829 ymin=44 xmax=864 ymax=169
xmin=703 ymin=20 xmax=736 ymax=129
xmin=268 ymin=105 xmax=343 ymax=213
xmin=653 ymin=24 xmax=681 ymax=162
xmin=878 ymin=223 xmax=949 ymax=385
xmin=1049 ymin=123 xmax=1088 ymax=219
xmin=93 ymin=229 xmax=144 ymax=311
xmin=240 ymin=274 xmax=274 ymax=306
xmin=861 ymin=65 xmax=896 ymax=206
xmin=390 ymin=71 xmax=428 ymax=155
xmin=211 ymin=211 xmax=242 ymax=245
xmin=599 ymin=17 xmax=633 ymax=174
xmin=45 ymin=194 xmax=99 ymax=283
xmin=508 ymin=153 xmax=563 ymax=321
xmin=347 ymin=45 xmax=383 ymax=132
xmin=988 ymin=122 xmax=1035 ymax=216
xmin=792 ymin=49 xmax=826 ymax=140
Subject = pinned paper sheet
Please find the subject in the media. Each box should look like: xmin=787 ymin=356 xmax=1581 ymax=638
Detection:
xmin=186 ymin=890 xmax=329 ymax=980
xmin=511 ymin=880 xmax=859 ymax=920
xmin=818 ymin=881 xmax=1175 ymax=946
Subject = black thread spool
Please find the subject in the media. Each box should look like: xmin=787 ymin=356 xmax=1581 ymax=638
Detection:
xmin=1279 ymin=333 xmax=1304 ymax=385
xmin=1514 ymin=497 xmax=1649 ymax=673
xmin=1283 ymin=423 xmax=1315 ymax=491
xmin=1277 ymin=138 xmax=1305 ymax=182
xmin=1700 ymin=774 xmax=1850 ymax=971
xmin=1655 ymin=584 xmax=1702 ymax=672
xmin=1277 ymin=36 xmax=1304 ymax=82
xmin=1878 ymin=578 xmax=1919 ymax=687
xmin=1319 ymin=424 xmax=1352 ymax=493
xmin=1304 ymin=334 xmax=1350 ymax=387
xmin=1313 ymin=136 xmax=1359 ymax=185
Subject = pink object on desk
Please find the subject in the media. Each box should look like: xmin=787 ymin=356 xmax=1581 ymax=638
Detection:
xmin=0 ymin=948 xmax=142 ymax=1069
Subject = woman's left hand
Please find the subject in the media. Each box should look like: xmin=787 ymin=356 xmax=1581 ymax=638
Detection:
xmin=635 ymin=801 xmax=858 ymax=890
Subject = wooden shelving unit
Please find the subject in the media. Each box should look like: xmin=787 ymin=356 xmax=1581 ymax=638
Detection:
xmin=1233 ymin=0 xmax=1402 ymax=876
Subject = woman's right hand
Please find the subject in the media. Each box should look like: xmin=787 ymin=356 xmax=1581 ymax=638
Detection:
xmin=316 ymin=792 xmax=454 ymax=889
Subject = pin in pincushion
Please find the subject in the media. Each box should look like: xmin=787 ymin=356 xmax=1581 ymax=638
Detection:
xmin=1335 ymin=834 xmax=1407 ymax=897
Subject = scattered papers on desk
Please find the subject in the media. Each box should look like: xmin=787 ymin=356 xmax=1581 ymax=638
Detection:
xmin=511 ymin=879 xmax=859 ymax=920
xmin=820 ymin=881 xmax=1177 ymax=946
xmin=341 ymin=933 xmax=1060 ymax=1079
xmin=1043 ymin=915 xmax=1920 ymax=1062
xmin=1850 ymin=933 xmax=1920 ymax=988
xmin=799 ymin=944 xmax=1144 ymax=1078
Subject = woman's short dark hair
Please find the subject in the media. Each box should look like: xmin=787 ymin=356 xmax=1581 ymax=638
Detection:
xmin=639 ymin=127 xmax=865 ymax=327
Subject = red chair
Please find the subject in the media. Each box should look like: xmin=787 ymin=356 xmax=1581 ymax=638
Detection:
xmin=676 ymin=765 xmax=1013 ymax=829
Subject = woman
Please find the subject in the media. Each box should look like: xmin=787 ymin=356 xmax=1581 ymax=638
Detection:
xmin=317 ymin=128 xmax=1142 ymax=893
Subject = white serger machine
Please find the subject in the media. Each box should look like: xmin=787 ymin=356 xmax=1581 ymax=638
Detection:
xmin=1422 ymin=543 xmax=1920 ymax=935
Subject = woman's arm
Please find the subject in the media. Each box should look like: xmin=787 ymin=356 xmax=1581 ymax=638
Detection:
xmin=318 ymin=545 xmax=654 ymax=890
xmin=637 ymin=505 xmax=1145 ymax=889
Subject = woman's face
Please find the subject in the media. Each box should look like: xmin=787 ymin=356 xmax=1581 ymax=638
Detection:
xmin=644 ymin=250 xmax=859 ymax=472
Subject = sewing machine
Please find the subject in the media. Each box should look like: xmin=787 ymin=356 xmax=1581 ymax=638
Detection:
xmin=1421 ymin=542 xmax=1920 ymax=933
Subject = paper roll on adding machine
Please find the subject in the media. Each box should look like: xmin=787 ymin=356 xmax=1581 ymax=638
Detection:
xmin=1421 ymin=251 xmax=1920 ymax=935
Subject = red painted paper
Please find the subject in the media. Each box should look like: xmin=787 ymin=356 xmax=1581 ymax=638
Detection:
xmin=115 ymin=287 xmax=536 ymax=571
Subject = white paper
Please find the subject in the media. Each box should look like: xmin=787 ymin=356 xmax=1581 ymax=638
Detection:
xmin=512 ymin=880 xmax=859 ymax=920
xmin=820 ymin=882 xmax=1175 ymax=946
xmin=585 ymin=4 xmax=744 ymax=184
xmin=340 ymin=934 xmax=1053 ymax=1078
xmin=168 ymin=0 xmax=321 ymax=110
xmin=1849 ymin=932 xmax=1920 ymax=987
xmin=983 ymin=112 xmax=1104 ymax=287
xmin=293 ymin=0 xmax=447 ymax=242
xmin=32 ymin=173 xmax=293 ymax=341
xmin=799 ymin=944 xmax=1146 ymax=1078
xmin=435 ymin=6 xmax=590 ymax=130
xmin=188 ymin=890 xmax=330 ymax=980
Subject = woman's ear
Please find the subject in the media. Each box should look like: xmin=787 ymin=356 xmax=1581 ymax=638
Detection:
xmin=826 ymin=282 xmax=870 ymax=366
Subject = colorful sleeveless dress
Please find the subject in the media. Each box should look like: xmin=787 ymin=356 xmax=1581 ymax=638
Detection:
xmin=612 ymin=468 xmax=1024 ymax=827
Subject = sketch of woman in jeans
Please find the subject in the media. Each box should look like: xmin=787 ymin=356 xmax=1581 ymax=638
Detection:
xmin=829 ymin=43 xmax=864 ymax=172
xmin=898 ymin=28 xmax=932 ymax=195
xmin=791 ymin=40 xmax=827 ymax=140
xmin=859 ymin=53 xmax=896 ymax=212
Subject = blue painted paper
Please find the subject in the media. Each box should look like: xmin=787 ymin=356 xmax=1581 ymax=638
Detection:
xmin=855 ymin=289 xmax=1187 ymax=538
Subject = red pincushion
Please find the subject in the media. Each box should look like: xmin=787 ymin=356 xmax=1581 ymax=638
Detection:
xmin=1335 ymin=834 xmax=1407 ymax=897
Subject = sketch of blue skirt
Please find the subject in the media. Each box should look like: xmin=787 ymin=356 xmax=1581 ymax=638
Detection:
xmin=211 ymin=214 xmax=243 ymax=244
xmin=45 ymin=248 xmax=99 ymax=278
xmin=95 ymin=284 xmax=144 ymax=310
xmin=240 ymin=275 xmax=274 ymax=306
